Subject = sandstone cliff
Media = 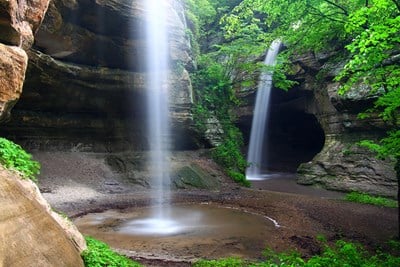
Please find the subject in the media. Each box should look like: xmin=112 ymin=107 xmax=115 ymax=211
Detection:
xmin=292 ymin=52 xmax=396 ymax=197
xmin=0 ymin=0 xmax=196 ymax=151
xmin=0 ymin=0 xmax=49 ymax=121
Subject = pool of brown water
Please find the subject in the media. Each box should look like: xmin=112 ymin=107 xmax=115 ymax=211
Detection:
xmin=74 ymin=203 xmax=278 ymax=262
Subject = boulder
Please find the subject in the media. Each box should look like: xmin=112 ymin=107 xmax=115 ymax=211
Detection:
xmin=172 ymin=163 xmax=220 ymax=190
xmin=0 ymin=0 xmax=50 ymax=48
xmin=0 ymin=0 xmax=50 ymax=121
xmin=0 ymin=44 xmax=27 ymax=122
xmin=0 ymin=166 xmax=85 ymax=266
xmin=297 ymin=135 xmax=397 ymax=197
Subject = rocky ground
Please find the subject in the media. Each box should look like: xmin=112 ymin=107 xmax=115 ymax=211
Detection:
xmin=34 ymin=150 xmax=398 ymax=266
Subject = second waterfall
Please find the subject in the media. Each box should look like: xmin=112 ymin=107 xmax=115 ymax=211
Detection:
xmin=246 ymin=40 xmax=282 ymax=180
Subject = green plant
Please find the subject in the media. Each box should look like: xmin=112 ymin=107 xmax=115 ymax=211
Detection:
xmin=195 ymin=239 xmax=400 ymax=266
xmin=81 ymin=236 xmax=142 ymax=267
xmin=0 ymin=137 xmax=40 ymax=182
xmin=210 ymin=126 xmax=249 ymax=187
xmin=194 ymin=257 xmax=245 ymax=267
xmin=191 ymin=54 xmax=249 ymax=186
xmin=344 ymin=192 xmax=398 ymax=208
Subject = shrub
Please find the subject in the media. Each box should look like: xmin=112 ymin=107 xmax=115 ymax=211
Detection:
xmin=0 ymin=137 xmax=40 ymax=182
xmin=345 ymin=192 xmax=398 ymax=208
xmin=81 ymin=236 xmax=142 ymax=267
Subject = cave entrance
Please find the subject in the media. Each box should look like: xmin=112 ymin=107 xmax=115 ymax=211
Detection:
xmin=240 ymin=87 xmax=325 ymax=172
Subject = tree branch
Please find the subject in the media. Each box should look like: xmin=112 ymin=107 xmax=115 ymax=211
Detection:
xmin=391 ymin=0 xmax=400 ymax=12
xmin=323 ymin=0 xmax=349 ymax=16
xmin=306 ymin=4 xmax=347 ymax=23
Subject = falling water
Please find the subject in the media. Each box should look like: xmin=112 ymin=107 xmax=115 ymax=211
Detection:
xmin=144 ymin=0 xmax=172 ymax=223
xmin=246 ymin=40 xmax=281 ymax=180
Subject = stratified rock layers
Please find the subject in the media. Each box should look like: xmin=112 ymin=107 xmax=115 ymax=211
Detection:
xmin=289 ymin=53 xmax=396 ymax=197
xmin=237 ymin=51 xmax=396 ymax=197
xmin=0 ymin=0 xmax=196 ymax=151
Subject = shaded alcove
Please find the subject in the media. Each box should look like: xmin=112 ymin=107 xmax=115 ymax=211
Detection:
xmin=239 ymin=87 xmax=325 ymax=172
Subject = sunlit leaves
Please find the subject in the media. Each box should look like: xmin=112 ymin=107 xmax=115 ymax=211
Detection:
xmin=0 ymin=138 xmax=40 ymax=182
xmin=337 ymin=1 xmax=400 ymax=160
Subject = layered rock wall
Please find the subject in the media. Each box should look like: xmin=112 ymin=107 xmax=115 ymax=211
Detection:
xmin=237 ymin=50 xmax=396 ymax=197
xmin=0 ymin=0 xmax=196 ymax=151
xmin=292 ymin=52 xmax=396 ymax=197
xmin=0 ymin=1 xmax=87 ymax=265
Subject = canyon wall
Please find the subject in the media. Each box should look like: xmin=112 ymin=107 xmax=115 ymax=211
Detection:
xmin=1 ymin=0 xmax=396 ymax=197
xmin=292 ymin=52 xmax=396 ymax=197
xmin=237 ymin=51 xmax=396 ymax=197
xmin=0 ymin=0 xmax=85 ymax=265
xmin=0 ymin=0 xmax=196 ymax=151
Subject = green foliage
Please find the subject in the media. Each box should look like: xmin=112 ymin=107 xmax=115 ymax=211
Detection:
xmin=188 ymin=0 xmax=297 ymax=186
xmin=211 ymin=127 xmax=250 ymax=187
xmin=195 ymin=240 xmax=400 ymax=267
xmin=0 ymin=137 xmax=40 ymax=182
xmin=191 ymin=53 xmax=249 ymax=186
xmin=358 ymin=130 xmax=400 ymax=159
xmin=194 ymin=258 xmax=244 ymax=267
xmin=81 ymin=237 xmax=142 ymax=267
xmin=344 ymin=192 xmax=398 ymax=208
xmin=223 ymin=0 xmax=359 ymax=53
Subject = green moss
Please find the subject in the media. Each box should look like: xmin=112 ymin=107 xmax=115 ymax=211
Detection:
xmin=81 ymin=236 xmax=142 ymax=267
xmin=173 ymin=164 xmax=220 ymax=189
xmin=0 ymin=137 xmax=40 ymax=182
xmin=344 ymin=192 xmax=398 ymax=208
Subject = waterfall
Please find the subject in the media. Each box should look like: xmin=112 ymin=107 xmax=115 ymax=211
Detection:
xmin=246 ymin=40 xmax=281 ymax=180
xmin=144 ymin=0 xmax=171 ymax=219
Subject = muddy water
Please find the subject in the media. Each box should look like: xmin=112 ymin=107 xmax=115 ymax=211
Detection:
xmin=74 ymin=204 xmax=277 ymax=261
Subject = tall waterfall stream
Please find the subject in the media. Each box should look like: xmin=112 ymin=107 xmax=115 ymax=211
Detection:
xmin=246 ymin=40 xmax=282 ymax=180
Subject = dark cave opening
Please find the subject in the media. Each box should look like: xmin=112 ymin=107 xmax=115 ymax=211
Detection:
xmin=239 ymin=87 xmax=325 ymax=172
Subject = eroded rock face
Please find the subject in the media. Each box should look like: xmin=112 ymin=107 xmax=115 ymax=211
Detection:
xmin=0 ymin=0 xmax=50 ymax=122
xmin=0 ymin=0 xmax=50 ymax=48
xmin=0 ymin=44 xmax=27 ymax=122
xmin=237 ymin=50 xmax=396 ymax=196
xmin=0 ymin=166 xmax=85 ymax=266
xmin=297 ymin=135 xmax=396 ymax=197
xmin=0 ymin=0 xmax=196 ymax=151
xmin=291 ymin=52 xmax=397 ymax=197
